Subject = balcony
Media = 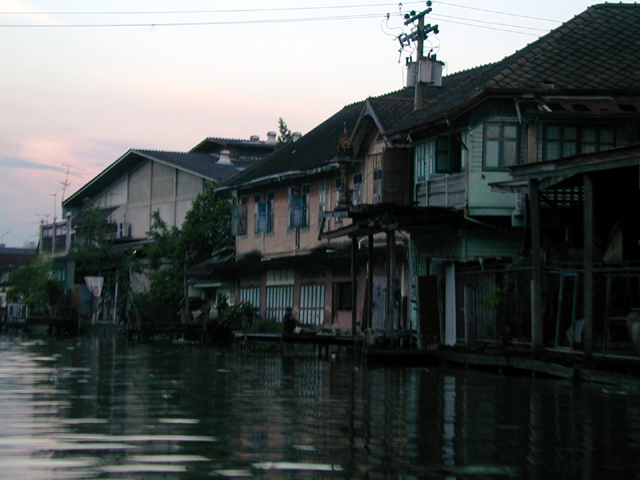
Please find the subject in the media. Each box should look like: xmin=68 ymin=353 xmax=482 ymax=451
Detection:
xmin=40 ymin=221 xmax=69 ymax=254
xmin=415 ymin=173 xmax=466 ymax=208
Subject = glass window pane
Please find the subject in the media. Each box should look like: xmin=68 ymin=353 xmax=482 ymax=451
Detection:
xmin=503 ymin=125 xmax=517 ymax=139
xmin=503 ymin=141 xmax=517 ymax=166
xmin=436 ymin=136 xmax=449 ymax=152
xmin=563 ymin=142 xmax=577 ymax=157
xmin=486 ymin=125 xmax=500 ymax=139
xmin=582 ymin=144 xmax=596 ymax=154
xmin=564 ymin=127 xmax=577 ymax=140
xmin=546 ymin=126 xmax=560 ymax=140
xmin=485 ymin=141 xmax=500 ymax=168
xmin=600 ymin=128 xmax=614 ymax=145
xmin=546 ymin=142 xmax=559 ymax=160
xmin=582 ymin=128 xmax=596 ymax=143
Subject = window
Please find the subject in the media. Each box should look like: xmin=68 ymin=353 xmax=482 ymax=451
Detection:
xmin=352 ymin=173 xmax=362 ymax=205
xmin=300 ymin=284 xmax=325 ymax=325
xmin=318 ymin=180 xmax=327 ymax=214
xmin=484 ymin=123 xmax=518 ymax=170
xmin=352 ymin=172 xmax=362 ymax=187
xmin=372 ymin=154 xmax=383 ymax=204
xmin=333 ymin=281 xmax=353 ymax=310
xmin=266 ymin=191 xmax=274 ymax=232
xmin=232 ymin=196 xmax=248 ymax=236
xmin=414 ymin=142 xmax=430 ymax=181
xmin=543 ymin=124 xmax=615 ymax=160
xmin=435 ymin=135 xmax=462 ymax=173
xmin=253 ymin=192 xmax=274 ymax=235
xmin=334 ymin=177 xmax=343 ymax=209
xmin=288 ymin=185 xmax=309 ymax=229
xmin=415 ymin=137 xmax=464 ymax=178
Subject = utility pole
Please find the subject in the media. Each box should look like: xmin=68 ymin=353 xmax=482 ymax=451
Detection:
xmin=398 ymin=2 xmax=439 ymax=110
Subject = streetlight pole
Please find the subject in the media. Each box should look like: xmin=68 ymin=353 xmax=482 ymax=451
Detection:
xmin=0 ymin=230 xmax=8 ymax=246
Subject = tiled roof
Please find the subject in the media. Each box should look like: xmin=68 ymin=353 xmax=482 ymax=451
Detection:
xmin=222 ymin=101 xmax=365 ymax=189
xmin=380 ymin=3 xmax=640 ymax=134
xmin=134 ymin=150 xmax=244 ymax=181
xmin=365 ymin=88 xmax=415 ymax=133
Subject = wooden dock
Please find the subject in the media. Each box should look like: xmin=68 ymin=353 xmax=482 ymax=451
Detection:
xmin=1 ymin=317 xmax=78 ymax=335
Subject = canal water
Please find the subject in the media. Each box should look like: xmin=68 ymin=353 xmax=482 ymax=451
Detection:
xmin=0 ymin=335 xmax=638 ymax=479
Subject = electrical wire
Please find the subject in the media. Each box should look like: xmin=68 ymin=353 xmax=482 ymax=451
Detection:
xmin=430 ymin=13 xmax=549 ymax=33
xmin=1 ymin=12 xmax=401 ymax=28
xmin=0 ymin=3 xmax=558 ymax=36
xmin=0 ymin=2 xmax=428 ymax=16
xmin=432 ymin=1 xmax=561 ymax=23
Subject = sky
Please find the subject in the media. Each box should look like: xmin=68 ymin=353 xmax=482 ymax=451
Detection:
xmin=0 ymin=0 xmax=599 ymax=247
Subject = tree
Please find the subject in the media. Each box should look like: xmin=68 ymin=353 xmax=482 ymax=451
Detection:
xmin=135 ymin=182 xmax=233 ymax=324
xmin=7 ymin=255 xmax=67 ymax=312
xmin=131 ymin=211 xmax=182 ymax=323
xmin=275 ymin=117 xmax=293 ymax=150
xmin=68 ymin=200 xmax=126 ymax=276
xmin=181 ymin=182 xmax=233 ymax=262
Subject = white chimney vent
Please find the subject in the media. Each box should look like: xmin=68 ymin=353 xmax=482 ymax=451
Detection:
xmin=267 ymin=131 xmax=277 ymax=144
xmin=218 ymin=149 xmax=231 ymax=164
xmin=250 ymin=135 xmax=260 ymax=142
xmin=292 ymin=132 xmax=302 ymax=142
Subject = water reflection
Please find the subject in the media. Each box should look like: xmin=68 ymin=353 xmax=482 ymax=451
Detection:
xmin=0 ymin=335 xmax=638 ymax=479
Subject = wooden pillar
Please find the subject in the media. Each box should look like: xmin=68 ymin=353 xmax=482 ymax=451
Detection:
xmin=529 ymin=179 xmax=543 ymax=347
xmin=351 ymin=236 xmax=358 ymax=336
xmin=583 ymin=173 xmax=594 ymax=357
xmin=389 ymin=230 xmax=396 ymax=329
xmin=367 ymin=233 xmax=374 ymax=331
xmin=386 ymin=230 xmax=392 ymax=332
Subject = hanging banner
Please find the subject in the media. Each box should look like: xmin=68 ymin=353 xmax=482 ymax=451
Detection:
xmin=84 ymin=276 xmax=104 ymax=298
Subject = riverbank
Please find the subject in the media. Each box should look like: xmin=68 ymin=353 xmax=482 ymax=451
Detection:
xmin=3 ymin=320 xmax=640 ymax=390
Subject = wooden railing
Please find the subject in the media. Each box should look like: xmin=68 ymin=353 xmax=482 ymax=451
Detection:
xmin=416 ymin=173 xmax=466 ymax=208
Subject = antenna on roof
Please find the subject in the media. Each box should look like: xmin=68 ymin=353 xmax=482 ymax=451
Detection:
xmin=59 ymin=163 xmax=86 ymax=204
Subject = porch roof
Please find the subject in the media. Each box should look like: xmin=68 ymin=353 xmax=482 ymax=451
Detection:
xmin=490 ymin=144 xmax=640 ymax=194
xmin=320 ymin=204 xmax=461 ymax=240
xmin=187 ymin=247 xmax=357 ymax=279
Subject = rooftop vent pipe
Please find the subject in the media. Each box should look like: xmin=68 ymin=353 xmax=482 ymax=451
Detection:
xmin=218 ymin=149 xmax=231 ymax=164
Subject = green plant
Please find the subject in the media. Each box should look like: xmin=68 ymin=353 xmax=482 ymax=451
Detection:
xmin=247 ymin=318 xmax=282 ymax=334
xmin=218 ymin=301 xmax=260 ymax=332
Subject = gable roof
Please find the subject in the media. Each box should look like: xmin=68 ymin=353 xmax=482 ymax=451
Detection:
xmin=372 ymin=3 xmax=640 ymax=136
xmin=221 ymin=101 xmax=365 ymax=190
xmin=64 ymin=149 xmax=246 ymax=209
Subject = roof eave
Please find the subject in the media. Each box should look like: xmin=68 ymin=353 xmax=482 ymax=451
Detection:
xmin=63 ymin=149 xmax=141 ymax=208
xmin=217 ymin=162 xmax=343 ymax=192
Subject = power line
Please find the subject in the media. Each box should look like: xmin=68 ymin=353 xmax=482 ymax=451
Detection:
xmin=430 ymin=13 xmax=549 ymax=33
xmin=1 ymin=12 xmax=398 ymax=28
xmin=432 ymin=1 xmax=561 ymax=23
xmin=0 ymin=1 xmax=563 ymax=25
xmin=1 ymin=2 xmax=427 ymax=16
xmin=0 ymin=13 xmax=551 ymax=35
xmin=0 ymin=1 xmax=560 ymax=35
